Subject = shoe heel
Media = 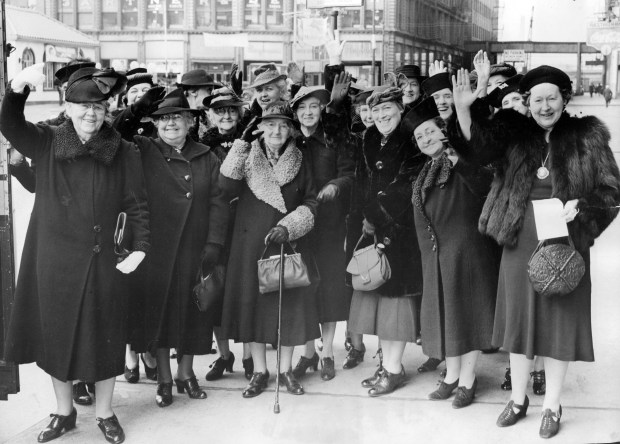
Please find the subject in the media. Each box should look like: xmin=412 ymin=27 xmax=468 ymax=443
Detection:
xmin=312 ymin=362 xmax=319 ymax=371
xmin=226 ymin=354 xmax=235 ymax=373
xmin=174 ymin=379 xmax=185 ymax=394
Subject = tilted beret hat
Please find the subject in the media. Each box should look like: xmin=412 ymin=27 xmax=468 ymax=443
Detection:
xmin=519 ymin=65 xmax=572 ymax=94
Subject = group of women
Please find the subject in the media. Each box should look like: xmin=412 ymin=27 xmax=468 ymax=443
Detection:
xmin=1 ymin=48 xmax=619 ymax=443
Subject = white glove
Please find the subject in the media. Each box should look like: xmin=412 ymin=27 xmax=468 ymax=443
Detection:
xmin=325 ymin=30 xmax=347 ymax=66
xmin=116 ymin=251 xmax=146 ymax=274
xmin=12 ymin=63 xmax=46 ymax=93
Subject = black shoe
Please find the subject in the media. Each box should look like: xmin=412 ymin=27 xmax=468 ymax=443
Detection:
xmin=242 ymin=371 xmax=269 ymax=398
xmin=141 ymin=354 xmax=157 ymax=381
xmin=174 ymin=376 xmax=207 ymax=399
xmin=279 ymin=370 xmax=304 ymax=395
xmin=344 ymin=336 xmax=353 ymax=352
xmin=452 ymin=378 xmax=477 ymax=409
xmin=368 ymin=367 xmax=406 ymax=397
xmin=37 ymin=408 xmax=77 ymax=443
xmin=155 ymin=382 xmax=173 ymax=408
xmin=361 ymin=367 xmax=384 ymax=388
xmin=482 ymin=347 xmax=500 ymax=354
xmin=320 ymin=357 xmax=335 ymax=381
xmin=292 ymin=352 xmax=319 ymax=379
xmin=501 ymin=367 xmax=512 ymax=391
xmin=72 ymin=382 xmax=92 ymax=406
xmin=539 ymin=406 xmax=562 ymax=439
xmin=96 ymin=414 xmax=125 ymax=444
xmin=123 ymin=364 xmax=139 ymax=384
xmin=531 ymin=370 xmax=546 ymax=395
xmin=205 ymin=352 xmax=235 ymax=381
xmin=417 ymin=357 xmax=443 ymax=373
xmin=428 ymin=378 xmax=459 ymax=400
xmin=496 ymin=395 xmax=529 ymax=427
xmin=242 ymin=357 xmax=254 ymax=381
xmin=343 ymin=344 xmax=365 ymax=370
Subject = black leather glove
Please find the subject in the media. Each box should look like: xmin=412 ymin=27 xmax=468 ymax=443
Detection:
xmin=132 ymin=86 xmax=166 ymax=117
xmin=201 ymin=243 xmax=222 ymax=268
xmin=328 ymin=71 xmax=352 ymax=113
xmin=265 ymin=226 xmax=289 ymax=245
xmin=241 ymin=116 xmax=263 ymax=143
xmin=230 ymin=63 xmax=243 ymax=96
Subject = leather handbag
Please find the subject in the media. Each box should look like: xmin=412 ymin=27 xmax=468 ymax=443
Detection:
xmin=257 ymin=242 xmax=311 ymax=294
xmin=346 ymin=235 xmax=391 ymax=291
xmin=527 ymin=236 xmax=586 ymax=297
xmin=114 ymin=212 xmax=131 ymax=263
xmin=193 ymin=263 xmax=226 ymax=312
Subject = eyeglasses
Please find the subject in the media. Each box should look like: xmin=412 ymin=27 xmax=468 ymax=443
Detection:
xmin=213 ymin=107 xmax=239 ymax=116
xmin=74 ymin=102 xmax=107 ymax=113
xmin=158 ymin=114 xmax=184 ymax=122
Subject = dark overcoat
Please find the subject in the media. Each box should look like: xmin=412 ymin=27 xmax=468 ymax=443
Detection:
xmin=0 ymin=88 xmax=150 ymax=382
xmin=132 ymin=136 xmax=228 ymax=355
xmin=219 ymin=138 xmax=321 ymax=346
xmin=298 ymin=117 xmax=355 ymax=322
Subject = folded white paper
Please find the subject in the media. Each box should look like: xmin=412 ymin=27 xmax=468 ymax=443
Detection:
xmin=531 ymin=198 xmax=569 ymax=240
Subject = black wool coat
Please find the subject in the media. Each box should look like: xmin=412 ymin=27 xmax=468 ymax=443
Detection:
xmin=0 ymin=88 xmax=150 ymax=382
xmin=132 ymin=136 xmax=228 ymax=354
xmin=461 ymin=107 xmax=620 ymax=254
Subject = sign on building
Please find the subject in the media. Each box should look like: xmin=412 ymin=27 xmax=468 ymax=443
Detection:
xmin=306 ymin=0 xmax=363 ymax=8
xmin=502 ymin=49 xmax=525 ymax=63
xmin=587 ymin=20 xmax=620 ymax=55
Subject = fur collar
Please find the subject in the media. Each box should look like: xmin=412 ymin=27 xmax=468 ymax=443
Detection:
xmin=245 ymin=138 xmax=302 ymax=213
xmin=201 ymin=126 xmax=244 ymax=162
xmin=53 ymin=120 xmax=121 ymax=165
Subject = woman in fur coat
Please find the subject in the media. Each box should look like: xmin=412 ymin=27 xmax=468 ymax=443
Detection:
xmin=219 ymin=101 xmax=320 ymax=399
xmin=453 ymin=61 xmax=620 ymax=439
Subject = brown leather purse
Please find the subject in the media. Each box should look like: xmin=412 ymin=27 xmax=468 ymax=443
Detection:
xmin=257 ymin=242 xmax=311 ymax=294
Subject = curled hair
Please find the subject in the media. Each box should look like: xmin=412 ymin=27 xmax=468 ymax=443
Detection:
xmin=523 ymin=86 xmax=572 ymax=107
xmin=411 ymin=116 xmax=448 ymax=149
xmin=254 ymin=79 xmax=289 ymax=101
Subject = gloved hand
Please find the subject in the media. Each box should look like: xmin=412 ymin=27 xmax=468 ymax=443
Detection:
xmin=317 ymin=184 xmax=338 ymax=202
xmin=241 ymin=116 xmax=263 ymax=144
xmin=265 ymin=226 xmax=289 ymax=245
xmin=230 ymin=63 xmax=243 ymax=96
xmin=328 ymin=72 xmax=352 ymax=113
xmin=116 ymin=251 xmax=146 ymax=274
xmin=201 ymin=243 xmax=222 ymax=269
xmin=12 ymin=63 xmax=46 ymax=93
xmin=132 ymin=86 xmax=166 ymax=117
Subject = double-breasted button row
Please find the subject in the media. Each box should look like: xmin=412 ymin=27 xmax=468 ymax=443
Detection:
xmin=184 ymin=175 xmax=191 ymax=182
xmin=93 ymin=245 xmax=101 ymax=254
xmin=376 ymin=161 xmax=384 ymax=170
xmin=186 ymin=192 xmax=192 ymax=199
xmin=93 ymin=225 xmax=101 ymax=233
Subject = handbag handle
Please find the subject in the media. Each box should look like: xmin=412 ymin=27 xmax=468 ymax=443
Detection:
xmin=528 ymin=235 xmax=576 ymax=264
xmin=259 ymin=241 xmax=298 ymax=260
xmin=353 ymin=233 xmax=379 ymax=252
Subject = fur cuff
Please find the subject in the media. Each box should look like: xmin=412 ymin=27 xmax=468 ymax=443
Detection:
xmin=132 ymin=240 xmax=151 ymax=253
xmin=278 ymin=205 xmax=314 ymax=241
xmin=220 ymin=139 xmax=250 ymax=180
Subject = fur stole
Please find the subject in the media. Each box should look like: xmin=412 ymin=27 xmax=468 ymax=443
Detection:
xmin=412 ymin=153 xmax=452 ymax=211
xmin=52 ymin=120 xmax=121 ymax=166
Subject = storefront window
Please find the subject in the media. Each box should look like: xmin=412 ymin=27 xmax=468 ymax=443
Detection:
xmin=147 ymin=0 xmax=164 ymax=29
xmin=245 ymin=0 xmax=262 ymax=27
xmin=45 ymin=62 xmax=64 ymax=90
xmin=59 ymin=0 xmax=74 ymax=26
xmin=167 ymin=0 xmax=184 ymax=27
xmin=77 ymin=0 xmax=94 ymax=30
xmin=196 ymin=0 xmax=212 ymax=27
xmin=103 ymin=0 xmax=119 ymax=28
xmin=339 ymin=9 xmax=361 ymax=28
xmin=21 ymin=48 xmax=35 ymax=70
xmin=365 ymin=0 xmax=384 ymax=28
xmin=266 ymin=0 xmax=283 ymax=26
xmin=216 ymin=0 xmax=233 ymax=27
xmin=122 ymin=0 xmax=139 ymax=28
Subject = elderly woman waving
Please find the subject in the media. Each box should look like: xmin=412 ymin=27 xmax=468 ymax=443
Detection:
xmin=219 ymin=101 xmax=320 ymax=398
xmin=0 ymin=65 xmax=149 ymax=444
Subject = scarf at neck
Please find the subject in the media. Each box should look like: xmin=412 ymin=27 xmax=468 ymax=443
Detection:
xmin=412 ymin=152 xmax=453 ymax=212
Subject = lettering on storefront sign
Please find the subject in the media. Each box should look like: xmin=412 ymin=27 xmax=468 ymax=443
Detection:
xmin=587 ymin=21 xmax=620 ymax=55
xmin=45 ymin=45 xmax=77 ymax=62
xmin=269 ymin=0 xmax=282 ymax=9
xmin=246 ymin=0 xmax=260 ymax=8
xmin=503 ymin=49 xmax=525 ymax=62
xmin=168 ymin=0 xmax=183 ymax=9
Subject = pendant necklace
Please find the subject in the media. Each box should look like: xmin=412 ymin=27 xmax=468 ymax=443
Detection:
xmin=537 ymin=149 xmax=550 ymax=180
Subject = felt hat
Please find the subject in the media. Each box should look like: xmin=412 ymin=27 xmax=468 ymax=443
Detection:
xmin=203 ymin=93 xmax=246 ymax=109
xmin=150 ymin=89 xmax=200 ymax=116
xmin=519 ymin=65 xmax=572 ymax=94
xmin=258 ymin=100 xmax=300 ymax=129
xmin=126 ymin=67 xmax=154 ymax=90
xmin=289 ymin=85 xmax=330 ymax=109
xmin=421 ymin=72 xmax=452 ymax=96
xmin=401 ymin=97 xmax=440 ymax=135
xmin=394 ymin=64 xmax=427 ymax=82
xmin=352 ymin=88 xmax=376 ymax=106
xmin=64 ymin=67 xmax=127 ymax=103
xmin=54 ymin=61 xmax=96 ymax=84
xmin=177 ymin=69 xmax=221 ymax=87
xmin=250 ymin=69 xmax=287 ymax=89
xmin=490 ymin=63 xmax=517 ymax=79
xmin=367 ymin=86 xmax=402 ymax=109
xmin=254 ymin=63 xmax=279 ymax=76
xmin=486 ymin=74 xmax=523 ymax=108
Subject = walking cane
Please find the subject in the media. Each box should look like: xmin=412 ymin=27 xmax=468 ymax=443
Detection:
xmin=273 ymin=242 xmax=285 ymax=414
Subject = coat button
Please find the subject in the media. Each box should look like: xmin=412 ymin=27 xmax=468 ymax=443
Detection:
xmin=426 ymin=226 xmax=432 ymax=232
xmin=93 ymin=245 xmax=101 ymax=254
xmin=383 ymin=237 xmax=391 ymax=246
xmin=376 ymin=161 xmax=384 ymax=170
xmin=93 ymin=225 xmax=101 ymax=232
xmin=432 ymin=245 xmax=437 ymax=252
xmin=186 ymin=192 xmax=192 ymax=199
xmin=430 ymin=235 xmax=435 ymax=240
xmin=184 ymin=175 xmax=191 ymax=182
xmin=377 ymin=191 xmax=386 ymax=198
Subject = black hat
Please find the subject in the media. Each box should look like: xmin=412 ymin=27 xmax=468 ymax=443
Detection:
xmin=421 ymin=72 xmax=452 ymax=96
xmin=394 ymin=64 xmax=427 ymax=81
xmin=126 ymin=67 xmax=154 ymax=90
xmin=352 ymin=88 xmax=375 ymax=106
xmin=177 ymin=69 xmax=221 ymax=88
xmin=486 ymin=74 xmax=523 ymax=109
xmin=489 ymin=63 xmax=517 ymax=79
xmin=203 ymin=93 xmax=247 ymax=109
xmin=151 ymin=89 xmax=200 ymax=116
xmin=401 ymin=97 xmax=440 ymax=135
xmin=519 ymin=65 xmax=572 ymax=94
xmin=65 ymin=67 xmax=127 ymax=103
xmin=55 ymin=61 xmax=96 ymax=84
xmin=258 ymin=100 xmax=300 ymax=129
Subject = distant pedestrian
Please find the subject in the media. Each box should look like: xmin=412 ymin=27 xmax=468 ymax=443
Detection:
xmin=589 ymin=83 xmax=594 ymax=98
xmin=604 ymin=85 xmax=613 ymax=107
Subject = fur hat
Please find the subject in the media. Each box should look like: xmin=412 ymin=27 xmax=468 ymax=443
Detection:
xmin=367 ymin=86 xmax=403 ymax=109
xmin=126 ymin=67 xmax=154 ymax=90
xmin=490 ymin=63 xmax=517 ymax=79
